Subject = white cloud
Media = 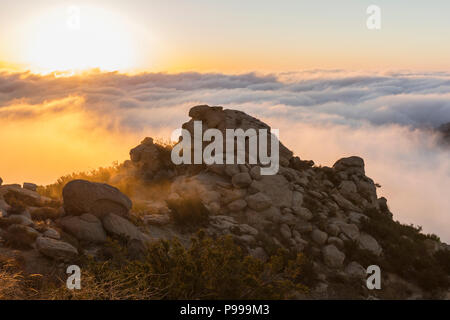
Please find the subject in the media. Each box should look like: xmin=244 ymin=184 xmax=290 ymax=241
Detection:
xmin=1 ymin=70 xmax=449 ymax=241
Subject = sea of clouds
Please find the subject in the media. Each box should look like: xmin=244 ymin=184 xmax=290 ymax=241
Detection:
xmin=1 ymin=69 xmax=449 ymax=241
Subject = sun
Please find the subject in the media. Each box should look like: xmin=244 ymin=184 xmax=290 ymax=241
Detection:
xmin=21 ymin=5 xmax=140 ymax=74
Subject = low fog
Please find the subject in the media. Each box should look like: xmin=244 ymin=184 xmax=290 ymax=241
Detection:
xmin=0 ymin=70 xmax=449 ymax=241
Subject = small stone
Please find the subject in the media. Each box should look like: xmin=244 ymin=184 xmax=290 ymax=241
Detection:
xmin=327 ymin=236 xmax=344 ymax=249
xmin=311 ymin=229 xmax=328 ymax=245
xmin=293 ymin=206 xmax=313 ymax=221
xmin=225 ymin=165 xmax=240 ymax=177
xmin=44 ymin=228 xmax=61 ymax=240
xmin=345 ymin=261 xmax=366 ymax=278
xmin=23 ymin=183 xmax=38 ymax=192
xmin=280 ymin=224 xmax=292 ymax=240
xmin=246 ymin=192 xmax=271 ymax=211
xmin=228 ymin=199 xmax=247 ymax=212
xmin=143 ymin=214 xmax=171 ymax=226
xmin=296 ymin=223 xmax=313 ymax=234
xmin=339 ymin=223 xmax=360 ymax=241
xmin=322 ymin=244 xmax=345 ymax=268
xmin=231 ymin=172 xmax=252 ymax=188
xmin=249 ymin=166 xmax=262 ymax=180
xmin=239 ymin=164 xmax=249 ymax=173
xmin=249 ymin=247 xmax=268 ymax=261
xmin=358 ymin=233 xmax=382 ymax=256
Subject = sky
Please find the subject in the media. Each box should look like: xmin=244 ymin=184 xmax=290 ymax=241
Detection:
xmin=1 ymin=0 xmax=450 ymax=73
xmin=0 ymin=1 xmax=449 ymax=240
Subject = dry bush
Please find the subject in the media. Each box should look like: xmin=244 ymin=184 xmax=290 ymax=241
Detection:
xmin=39 ymin=234 xmax=309 ymax=300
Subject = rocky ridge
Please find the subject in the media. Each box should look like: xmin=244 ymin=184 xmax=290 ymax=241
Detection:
xmin=0 ymin=105 xmax=449 ymax=299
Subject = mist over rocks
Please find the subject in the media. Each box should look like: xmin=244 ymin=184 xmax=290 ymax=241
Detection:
xmin=0 ymin=104 xmax=449 ymax=299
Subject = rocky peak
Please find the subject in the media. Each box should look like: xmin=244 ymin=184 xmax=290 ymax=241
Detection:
xmin=0 ymin=105 xmax=449 ymax=300
xmin=182 ymin=105 xmax=294 ymax=166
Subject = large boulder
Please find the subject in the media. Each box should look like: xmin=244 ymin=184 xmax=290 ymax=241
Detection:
xmin=35 ymin=236 xmax=78 ymax=260
xmin=63 ymin=180 xmax=132 ymax=218
xmin=59 ymin=214 xmax=107 ymax=243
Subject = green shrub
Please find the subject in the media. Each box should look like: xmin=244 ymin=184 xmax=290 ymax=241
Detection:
xmin=361 ymin=208 xmax=449 ymax=292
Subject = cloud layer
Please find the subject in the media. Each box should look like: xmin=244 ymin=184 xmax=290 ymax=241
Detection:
xmin=1 ymin=69 xmax=449 ymax=241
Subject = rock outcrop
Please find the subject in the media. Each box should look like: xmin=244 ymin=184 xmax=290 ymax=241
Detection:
xmin=0 ymin=105 xmax=448 ymax=300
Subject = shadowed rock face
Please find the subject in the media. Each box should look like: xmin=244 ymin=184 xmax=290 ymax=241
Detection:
xmin=62 ymin=180 xmax=132 ymax=218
